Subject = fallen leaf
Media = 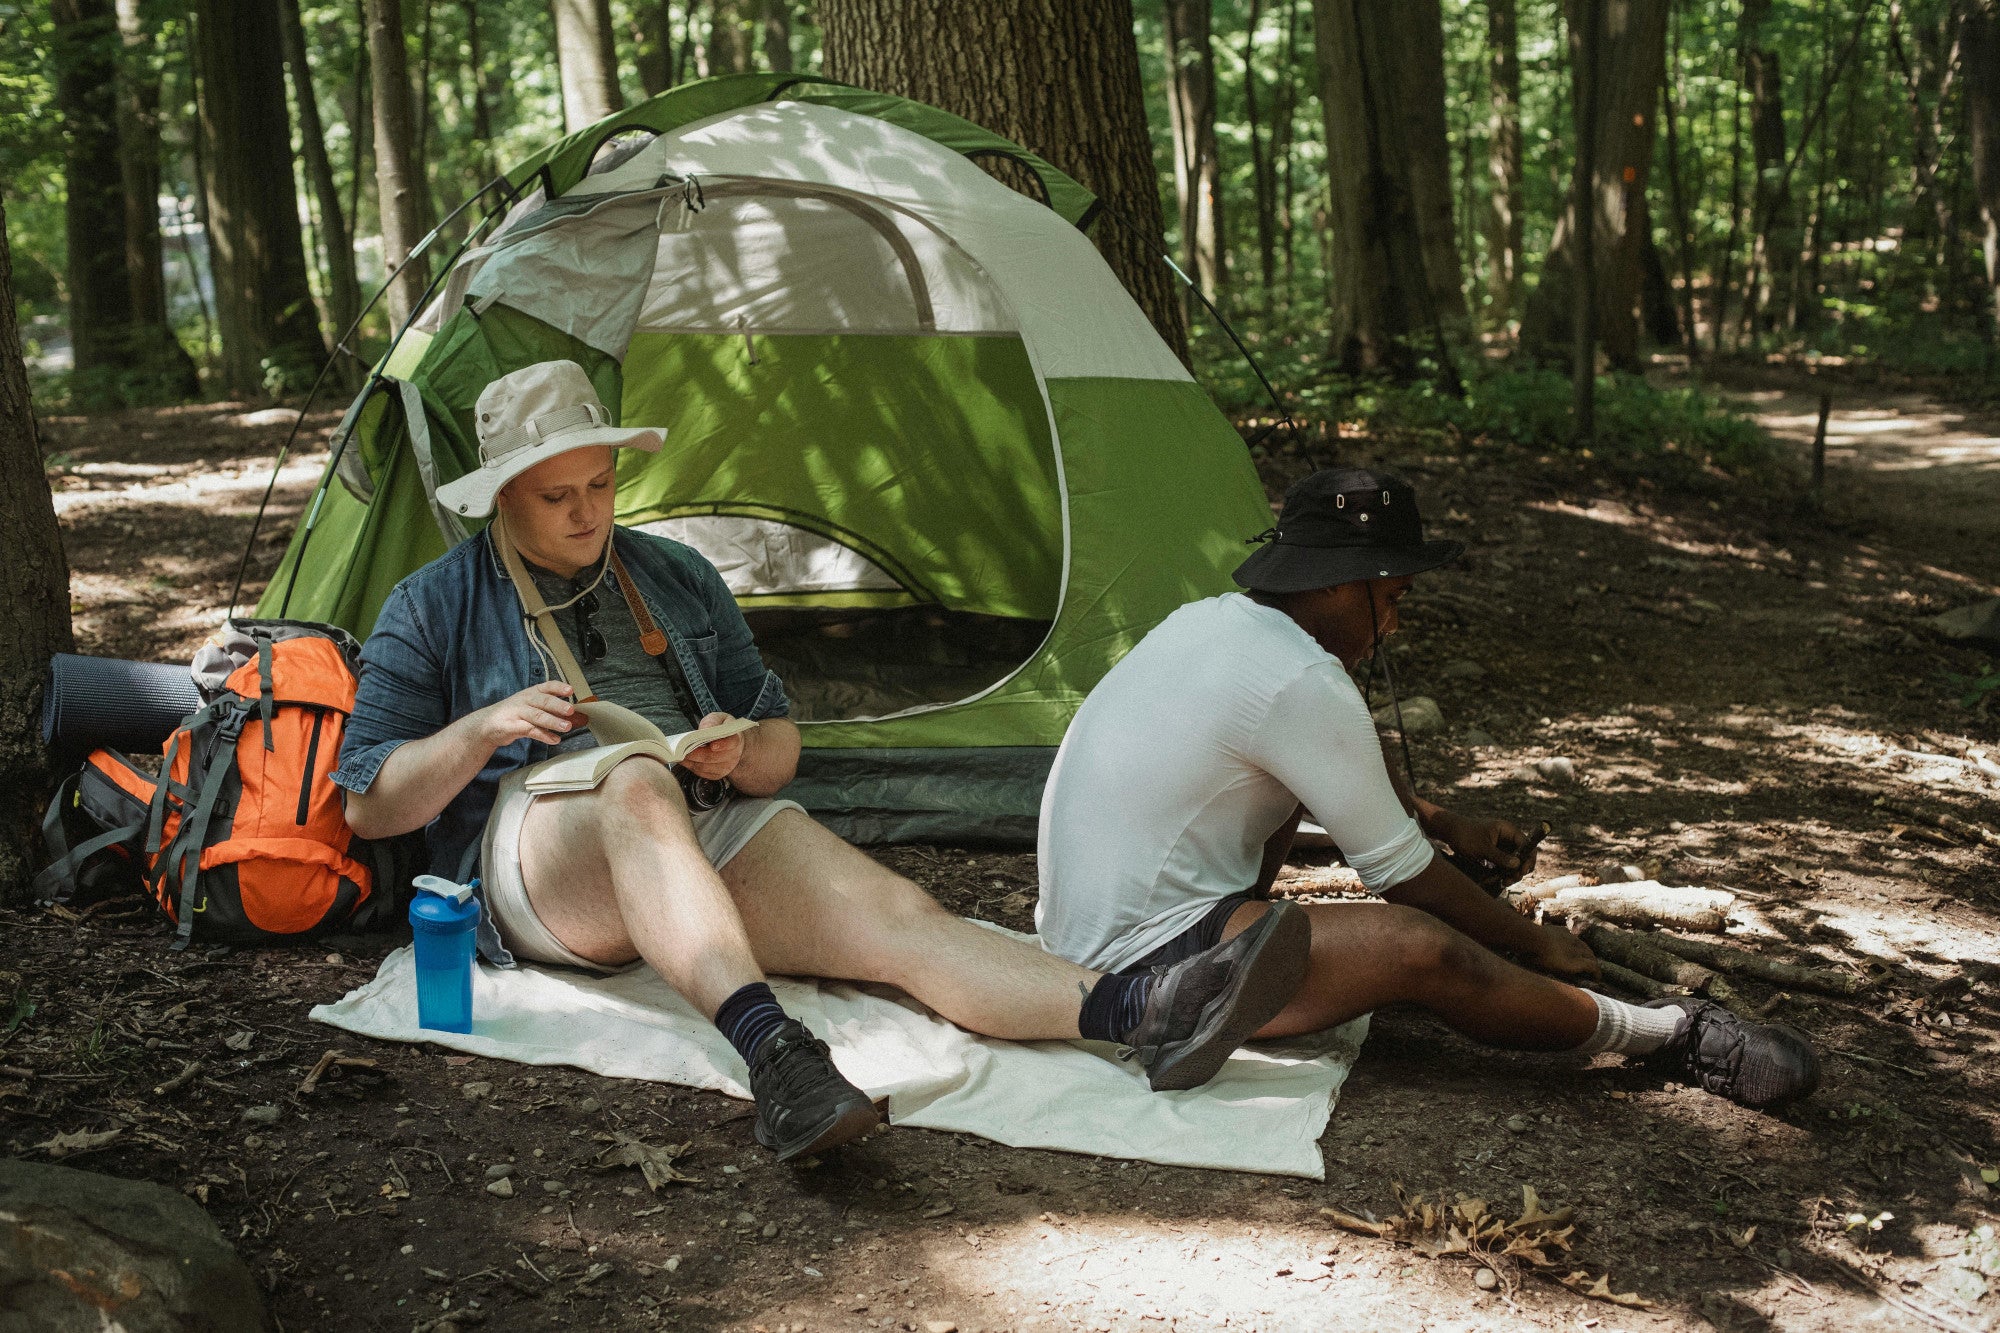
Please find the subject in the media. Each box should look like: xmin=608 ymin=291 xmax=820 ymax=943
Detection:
xmin=1563 ymin=1271 xmax=1655 ymax=1309
xmin=224 ymin=1029 xmax=254 ymax=1051
xmin=33 ymin=1127 xmax=122 ymax=1158
xmin=591 ymin=1132 xmax=699 ymax=1190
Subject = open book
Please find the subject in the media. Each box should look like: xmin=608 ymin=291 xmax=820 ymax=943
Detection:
xmin=522 ymin=701 xmax=758 ymax=795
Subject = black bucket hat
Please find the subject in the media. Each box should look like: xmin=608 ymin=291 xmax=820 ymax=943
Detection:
xmin=1233 ymin=467 xmax=1464 ymax=594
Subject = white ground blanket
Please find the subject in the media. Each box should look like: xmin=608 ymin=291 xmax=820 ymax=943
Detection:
xmin=311 ymin=939 xmax=1368 ymax=1179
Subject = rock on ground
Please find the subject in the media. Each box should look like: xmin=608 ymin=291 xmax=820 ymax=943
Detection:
xmin=0 ymin=1158 xmax=264 ymax=1332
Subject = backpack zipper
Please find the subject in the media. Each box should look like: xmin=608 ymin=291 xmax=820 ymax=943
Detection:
xmin=296 ymin=709 xmax=326 ymax=825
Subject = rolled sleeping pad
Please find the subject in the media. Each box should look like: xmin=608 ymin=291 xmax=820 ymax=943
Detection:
xmin=42 ymin=654 xmax=202 ymax=759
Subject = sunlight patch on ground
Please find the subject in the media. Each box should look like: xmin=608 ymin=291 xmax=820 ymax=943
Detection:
xmin=51 ymin=455 xmax=326 ymax=515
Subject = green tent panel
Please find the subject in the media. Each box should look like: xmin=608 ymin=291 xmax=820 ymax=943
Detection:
xmin=260 ymin=74 xmax=1270 ymax=844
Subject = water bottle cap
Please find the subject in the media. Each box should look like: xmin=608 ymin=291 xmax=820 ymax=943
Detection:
xmin=413 ymin=874 xmax=474 ymax=905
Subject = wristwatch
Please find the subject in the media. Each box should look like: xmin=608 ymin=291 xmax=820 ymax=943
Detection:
xmin=674 ymin=766 xmax=730 ymax=811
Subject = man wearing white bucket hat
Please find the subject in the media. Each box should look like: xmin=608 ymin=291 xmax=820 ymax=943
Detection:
xmin=335 ymin=360 xmax=1312 ymax=1163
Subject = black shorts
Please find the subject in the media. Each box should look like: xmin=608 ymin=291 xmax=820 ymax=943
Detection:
xmin=1116 ymin=890 xmax=1263 ymax=975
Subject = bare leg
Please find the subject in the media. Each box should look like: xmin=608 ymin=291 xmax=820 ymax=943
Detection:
xmin=515 ymin=761 xmax=763 ymax=1016
xmin=720 ymin=809 xmax=1103 ymax=1042
xmin=1223 ymin=900 xmax=1599 ymax=1048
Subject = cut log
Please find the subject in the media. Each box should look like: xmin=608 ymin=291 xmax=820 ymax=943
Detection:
xmin=1580 ymin=924 xmax=1752 ymax=1016
xmin=1869 ymin=792 xmax=2000 ymax=852
xmin=1649 ymin=933 xmax=1867 ymax=997
xmin=1593 ymin=960 xmax=1685 ymax=1001
xmin=1544 ymin=882 xmax=1734 ymax=932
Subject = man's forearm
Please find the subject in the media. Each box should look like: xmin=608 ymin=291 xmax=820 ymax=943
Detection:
xmin=345 ymin=718 xmax=495 ymax=840
xmin=730 ymin=717 xmax=801 ymax=797
xmin=1382 ymin=854 xmax=1545 ymax=956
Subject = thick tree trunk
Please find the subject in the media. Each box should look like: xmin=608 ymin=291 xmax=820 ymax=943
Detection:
xmin=1968 ymin=1 xmax=2000 ymax=334
xmin=367 ymin=0 xmax=431 ymax=330
xmin=463 ymin=0 xmax=498 ymax=179
xmin=1165 ymin=0 xmax=1228 ymax=316
xmin=634 ymin=1 xmax=674 ymax=95
xmin=280 ymin=0 xmax=362 ymax=376
xmin=551 ymin=0 xmax=622 ymax=131
xmin=1740 ymin=0 xmax=1790 ymax=342
xmin=762 ymin=0 xmax=793 ymax=73
xmin=1241 ymin=0 xmax=1278 ymax=308
xmin=1660 ymin=25 xmax=1699 ymax=354
xmin=1520 ymin=0 xmax=1671 ymax=372
xmin=820 ymin=0 xmax=1188 ymax=363
xmin=1312 ymin=0 xmax=1466 ymax=376
xmin=55 ymin=0 xmax=137 ymax=407
xmin=114 ymin=0 xmax=200 ymax=398
xmin=0 ymin=197 xmax=75 ymax=900
xmin=1485 ymin=0 xmax=1524 ymax=328
xmin=191 ymin=0 xmax=327 ymax=396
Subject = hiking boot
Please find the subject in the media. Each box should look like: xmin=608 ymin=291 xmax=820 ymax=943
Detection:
xmin=748 ymin=1020 xmax=881 ymax=1162
xmin=1127 ymin=900 xmax=1312 ymax=1092
xmin=1644 ymin=997 xmax=1822 ymax=1110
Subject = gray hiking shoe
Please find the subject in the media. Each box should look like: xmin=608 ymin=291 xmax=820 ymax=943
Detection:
xmin=1127 ymin=901 xmax=1312 ymax=1092
xmin=1644 ymin=997 xmax=1822 ymax=1110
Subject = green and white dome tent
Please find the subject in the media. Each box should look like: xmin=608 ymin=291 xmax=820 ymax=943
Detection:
xmin=259 ymin=72 xmax=1272 ymax=844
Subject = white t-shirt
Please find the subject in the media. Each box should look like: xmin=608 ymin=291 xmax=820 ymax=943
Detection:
xmin=1036 ymin=592 xmax=1436 ymax=973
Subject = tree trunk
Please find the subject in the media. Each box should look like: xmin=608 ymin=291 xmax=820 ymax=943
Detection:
xmin=190 ymin=0 xmax=327 ymax=396
xmin=1520 ymin=0 xmax=1671 ymax=372
xmin=1165 ymin=0 xmax=1228 ymax=317
xmin=1312 ymin=0 xmax=1467 ymax=376
xmin=634 ymin=1 xmax=674 ymax=95
xmin=707 ymin=0 xmax=751 ymax=74
xmin=551 ymin=0 xmax=622 ymax=130
xmin=1660 ymin=19 xmax=1699 ymax=355
xmin=820 ymin=0 xmax=1188 ymax=363
xmin=1572 ymin=0 xmax=1600 ymax=438
xmin=366 ymin=0 xmax=430 ymax=330
xmin=280 ymin=0 xmax=362 ymax=376
xmin=114 ymin=0 xmax=200 ymax=398
xmin=0 ymin=195 xmax=76 ymax=900
xmin=1638 ymin=199 xmax=1680 ymax=346
xmin=762 ymin=0 xmax=793 ymax=73
xmin=1485 ymin=0 xmax=1524 ymax=328
xmin=1242 ymin=0 xmax=1278 ymax=309
xmin=1968 ymin=0 xmax=2000 ymax=335
xmin=55 ymin=0 xmax=137 ymax=408
xmin=463 ymin=0 xmax=498 ymax=178
xmin=1739 ymin=0 xmax=1790 ymax=343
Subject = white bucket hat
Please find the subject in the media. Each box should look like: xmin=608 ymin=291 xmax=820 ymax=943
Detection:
xmin=435 ymin=359 xmax=663 ymax=518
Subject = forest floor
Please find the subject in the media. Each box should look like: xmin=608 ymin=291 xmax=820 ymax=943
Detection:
xmin=6 ymin=366 xmax=2000 ymax=1333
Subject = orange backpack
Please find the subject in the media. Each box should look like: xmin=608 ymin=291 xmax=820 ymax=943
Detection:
xmin=37 ymin=622 xmax=410 ymax=949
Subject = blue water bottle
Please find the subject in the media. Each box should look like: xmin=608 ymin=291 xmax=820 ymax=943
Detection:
xmin=410 ymin=875 xmax=479 ymax=1033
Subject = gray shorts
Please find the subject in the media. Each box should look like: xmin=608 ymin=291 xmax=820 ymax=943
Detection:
xmin=481 ymin=757 xmax=803 ymax=972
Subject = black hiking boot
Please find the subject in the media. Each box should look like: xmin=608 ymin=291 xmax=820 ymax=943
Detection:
xmin=1126 ymin=900 xmax=1312 ymax=1092
xmin=1644 ymin=997 xmax=1822 ymax=1110
xmin=748 ymin=1020 xmax=881 ymax=1162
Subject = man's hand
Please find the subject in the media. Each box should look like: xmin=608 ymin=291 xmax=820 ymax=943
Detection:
xmin=471 ymin=681 xmax=577 ymax=750
xmin=1431 ymin=810 xmax=1541 ymax=884
xmin=680 ymin=711 xmax=745 ymax=781
xmin=1520 ymin=920 xmax=1600 ymax=981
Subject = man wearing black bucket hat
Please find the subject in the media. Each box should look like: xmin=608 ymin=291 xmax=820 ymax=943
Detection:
xmin=1037 ymin=467 xmax=1822 ymax=1111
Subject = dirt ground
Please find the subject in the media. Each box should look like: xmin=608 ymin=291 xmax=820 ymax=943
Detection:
xmin=7 ymin=369 xmax=2000 ymax=1333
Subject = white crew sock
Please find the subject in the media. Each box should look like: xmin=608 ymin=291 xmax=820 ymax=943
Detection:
xmin=1575 ymin=991 xmax=1688 ymax=1056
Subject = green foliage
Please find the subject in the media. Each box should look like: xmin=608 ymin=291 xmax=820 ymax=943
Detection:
xmin=1946 ymin=665 xmax=2000 ymax=711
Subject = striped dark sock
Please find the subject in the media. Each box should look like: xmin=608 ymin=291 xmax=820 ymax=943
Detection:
xmin=714 ymin=981 xmax=790 ymax=1064
xmin=1077 ymin=972 xmax=1155 ymax=1044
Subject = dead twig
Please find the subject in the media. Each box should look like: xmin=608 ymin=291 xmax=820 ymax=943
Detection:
xmin=1591 ymin=960 xmax=1687 ymax=1002
xmin=1865 ymin=791 xmax=2000 ymax=852
xmin=151 ymin=1059 xmax=204 ymax=1096
xmin=297 ymin=1049 xmax=378 ymax=1095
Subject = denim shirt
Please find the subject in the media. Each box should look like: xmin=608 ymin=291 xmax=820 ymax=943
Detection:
xmin=331 ymin=525 xmax=790 ymax=962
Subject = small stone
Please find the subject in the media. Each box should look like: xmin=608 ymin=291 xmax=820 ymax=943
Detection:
xmin=241 ymin=1105 xmax=280 ymax=1125
xmin=483 ymin=1164 xmax=514 ymax=1181
xmin=664 ymin=1256 xmax=681 ymax=1273
xmin=241 ymin=1135 xmax=263 ymax=1150
xmin=925 ymin=1323 xmax=959 ymax=1333
xmin=761 ymin=1222 xmax=778 ymax=1238
xmin=1463 ymin=727 xmax=1495 ymax=747
xmin=578 ymin=1097 xmax=601 ymax=1114
xmin=734 ymin=1211 xmax=758 ymax=1227
xmin=1503 ymin=1114 xmax=1530 ymax=1133
xmin=324 ymin=952 xmax=344 ymax=965
xmin=1475 ymin=1267 xmax=1499 ymax=1291
xmin=460 ymin=1082 xmax=493 ymax=1101
xmin=1533 ymin=756 xmax=1576 ymax=783
xmin=542 ymin=1179 xmax=562 ymax=1195
xmin=1371 ymin=695 xmax=1445 ymax=735
xmin=1603 ymin=862 xmax=1647 ymax=883
xmin=721 ymin=1165 xmax=739 ymax=1175
xmin=400 ymin=1244 xmax=416 ymax=1256
xmin=1441 ymin=659 xmax=1487 ymax=681
xmin=485 ymin=1178 xmax=515 ymax=1198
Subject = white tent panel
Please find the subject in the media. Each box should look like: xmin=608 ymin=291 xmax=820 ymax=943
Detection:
xmin=636 ymin=515 xmax=902 ymax=597
xmin=569 ymin=100 xmax=1191 ymax=383
xmin=638 ymin=190 xmax=1014 ymax=335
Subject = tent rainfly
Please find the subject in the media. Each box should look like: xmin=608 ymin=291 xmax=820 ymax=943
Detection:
xmin=261 ymin=73 xmax=1273 ymax=844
